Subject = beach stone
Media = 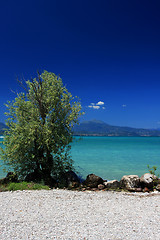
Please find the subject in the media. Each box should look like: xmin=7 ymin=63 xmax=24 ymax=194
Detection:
xmin=135 ymin=187 xmax=142 ymax=192
xmin=104 ymin=180 xmax=120 ymax=189
xmin=91 ymin=188 xmax=99 ymax=191
xmin=83 ymin=174 xmax=103 ymax=188
xmin=62 ymin=171 xmax=80 ymax=188
xmin=103 ymin=180 xmax=107 ymax=183
xmin=70 ymin=181 xmax=80 ymax=188
xmin=120 ymin=175 xmax=140 ymax=191
xmin=153 ymin=178 xmax=160 ymax=186
xmin=143 ymin=187 xmax=150 ymax=192
xmin=127 ymin=187 xmax=142 ymax=192
xmin=98 ymin=184 xmax=105 ymax=190
xmin=156 ymin=184 xmax=160 ymax=191
xmin=140 ymin=173 xmax=154 ymax=189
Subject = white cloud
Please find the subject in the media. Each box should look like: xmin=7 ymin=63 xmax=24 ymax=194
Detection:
xmin=92 ymin=105 xmax=100 ymax=109
xmin=122 ymin=104 xmax=127 ymax=107
xmin=87 ymin=101 xmax=105 ymax=109
xmin=97 ymin=101 xmax=104 ymax=105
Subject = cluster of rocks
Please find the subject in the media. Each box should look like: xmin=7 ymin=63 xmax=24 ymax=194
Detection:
xmin=63 ymin=172 xmax=160 ymax=193
xmin=1 ymin=171 xmax=160 ymax=193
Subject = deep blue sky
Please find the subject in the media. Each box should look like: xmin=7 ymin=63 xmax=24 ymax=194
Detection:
xmin=0 ymin=0 xmax=160 ymax=128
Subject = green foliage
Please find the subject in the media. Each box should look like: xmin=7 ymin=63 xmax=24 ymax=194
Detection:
xmin=7 ymin=182 xmax=50 ymax=191
xmin=147 ymin=165 xmax=157 ymax=176
xmin=0 ymin=71 xmax=82 ymax=182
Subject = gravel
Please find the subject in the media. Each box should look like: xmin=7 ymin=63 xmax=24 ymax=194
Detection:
xmin=0 ymin=189 xmax=160 ymax=240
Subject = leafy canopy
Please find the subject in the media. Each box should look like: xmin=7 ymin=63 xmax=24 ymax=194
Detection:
xmin=0 ymin=71 xmax=82 ymax=181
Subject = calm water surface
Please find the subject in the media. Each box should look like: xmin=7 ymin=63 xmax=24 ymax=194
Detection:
xmin=1 ymin=136 xmax=160 ymax=180
xmin=71 ymin=136 xmax=160 ymax=180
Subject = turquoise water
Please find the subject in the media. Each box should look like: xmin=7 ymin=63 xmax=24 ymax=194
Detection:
xmin=71 ymin=136 xmax=160 ymax=180
xmin=1 ymin=136 xmax=160 ymax=180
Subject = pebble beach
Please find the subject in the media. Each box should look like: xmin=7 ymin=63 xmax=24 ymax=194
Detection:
xmin=0 ymin=189 xmax=160 ymax=240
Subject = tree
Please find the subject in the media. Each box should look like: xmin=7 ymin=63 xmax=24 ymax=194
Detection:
xmin=0 ymin=71 xmax=82 ymax=184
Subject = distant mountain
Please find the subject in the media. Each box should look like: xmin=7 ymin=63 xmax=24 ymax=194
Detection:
xmin=0 ymin=122 xmax=7 ymax=135
xmin=73 ymin=120 xmax=160 ymax=136
xmin=1 ymin=120 xmax=160 ymax=137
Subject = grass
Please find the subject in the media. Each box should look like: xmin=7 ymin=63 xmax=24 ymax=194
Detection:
xmin=0 ymin=181 xmax=50 ymax=191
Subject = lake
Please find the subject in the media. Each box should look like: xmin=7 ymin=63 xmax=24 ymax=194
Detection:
xmin=1 ymin=136 xmax=160 ymax=180
xmin=71 ymin=136 xmax=160 ymax=180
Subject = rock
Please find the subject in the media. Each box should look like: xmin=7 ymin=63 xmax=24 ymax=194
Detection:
xmin=70 ymin=181 xmax=79 ymax=188
xmin=44 ymin=176 xmax=57 ymax=188
xmin=144 ymin=187 xmax=150 ymax=192
xmin=62 ymin=171 xmax=80 ymax=188
xmin=98 ymin=184 xmax=105 ymax=190
xmin=79 ymin=183 xmax=84 ymax=188
xmin=156 ymin=184 xmax=160 ymax=191
xmin=83 ymin=174 xmax=103 ymax=188
xmin=91 ymin=188 xmax=98 ymax=191
xmin=0 ymin=172 xmax=18 ymax=184
xmin=120 ymin=175 xmax=140 ymax=191
xmin=135 ymin=187 xmax=142 ymax=192
xmin=104 ymin=180 xmax=120 ymax=189
xmin=153 ymin=178 xmax=160 ymax=186
xmin=140 ymin=173 xmax=154 ymax=189
xmin=128 ymin=187 xmax=142 ymax=192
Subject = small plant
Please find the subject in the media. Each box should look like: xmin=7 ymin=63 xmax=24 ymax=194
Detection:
xmin=147 ymin=165 xmax=157 ymax=176
xmin=147 ymin=165 xmax=160 ymax=188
